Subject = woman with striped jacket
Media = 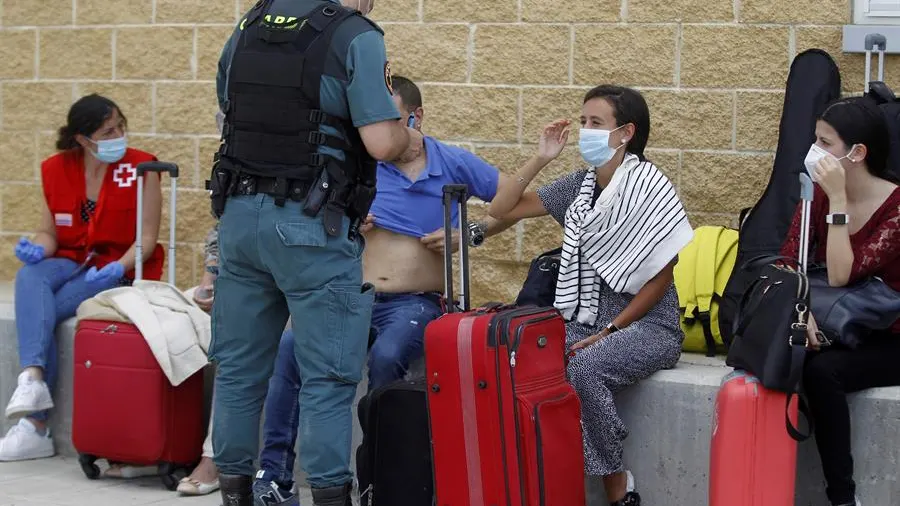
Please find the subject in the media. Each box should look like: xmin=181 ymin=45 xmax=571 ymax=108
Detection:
xmin=489 ymin=85 xmax=694 ymax=506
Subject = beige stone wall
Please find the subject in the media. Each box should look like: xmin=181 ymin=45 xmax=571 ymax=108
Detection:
xmin=0 ymin=0 xmax=884 ymax=303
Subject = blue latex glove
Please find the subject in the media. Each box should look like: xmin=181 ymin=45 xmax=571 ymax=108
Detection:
xmin=84 ymin=261 xmax=125 ymax=286
xmin=14 ymin=237 xmax=45 ymax=265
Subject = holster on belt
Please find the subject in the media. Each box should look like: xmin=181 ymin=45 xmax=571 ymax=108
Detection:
xmin=207 ymin=154 xmax=235 ymax=219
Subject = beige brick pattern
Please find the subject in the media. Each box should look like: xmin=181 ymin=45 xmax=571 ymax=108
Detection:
xmin=115 ymin=27 xmax=194 ymax=80
xmin=154 ymin=0 xmax=236 ymax=24
xmin=0 ymin=132 xmax=37 ymax=182
xmin=76 ymin=0 xmax=153 ymax=25
xmin=383 ymin=24 xmax=469 ymax=83
xmin=196 ymin=26 xmax=235 ymax=81
xmin=370 ymin=0 xmax=420 ymax=22
xmin=0 ymin=30 xmax=36 ymax=79
xmin=522 ymin=0 xmax=619 ymax=22
xmin=740 ymin=0 xmax=850 ymax=24
xmin=423 ymin=0 xmax=518 ymax=23
xmin=628 ymin=0 xmax=733 ymax=22
xmin=574 ymin=26 xmax=677 ymax=87
xmin=4 ymin=0 xmax=72 ymax=26
xmin=681 ymin=26 xmax=790 ymax=89
xmin=0 ymin=0 xmax=874 ymax=301
xmin=39 ymin=28 xmax=113 ymax=79
xmin=474 ymin=25 xmax=570 ymax=85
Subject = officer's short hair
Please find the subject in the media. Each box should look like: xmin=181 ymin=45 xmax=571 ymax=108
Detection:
xmin=391 ymin=75 xmax=422 ymax=112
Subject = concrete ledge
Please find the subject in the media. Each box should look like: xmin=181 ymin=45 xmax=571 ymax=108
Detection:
xmin=1 ymin=288 xmax=898 ymax=504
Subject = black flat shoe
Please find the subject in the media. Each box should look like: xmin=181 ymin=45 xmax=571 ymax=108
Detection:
xmin=610 ymin=491 xmax=641 ymax=506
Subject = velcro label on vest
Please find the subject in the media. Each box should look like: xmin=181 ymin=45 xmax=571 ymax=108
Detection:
xmin=55 ymin=213 xmax=73 ymax=227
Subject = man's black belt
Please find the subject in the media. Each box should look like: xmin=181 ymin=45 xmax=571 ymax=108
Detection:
xmin=232 ymin=175 xmax=312 ymax=202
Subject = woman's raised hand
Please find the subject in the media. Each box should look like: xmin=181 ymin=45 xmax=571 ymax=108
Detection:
xmin=537 ymin=119 xmax=571 ymax=162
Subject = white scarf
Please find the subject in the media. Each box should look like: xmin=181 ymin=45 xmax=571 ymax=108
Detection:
xmin=554 ymin=154 xmax=694 ymax=325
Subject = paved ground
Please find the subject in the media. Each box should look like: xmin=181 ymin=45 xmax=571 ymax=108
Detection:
xmin=0 ymin=457 xmax=316 ymax=505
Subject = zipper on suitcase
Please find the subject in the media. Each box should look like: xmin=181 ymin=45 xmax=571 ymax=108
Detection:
xmin=508 ymin=314 xmax=558 ymax=368
xmin=493 ymin=325 xmax=515 ymax=506
xmin=488 ymin=307 xmax=555 ymax=348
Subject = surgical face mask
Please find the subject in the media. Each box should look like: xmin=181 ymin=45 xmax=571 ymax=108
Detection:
xmin=803 ymin=143 xmax=856 ymax=177
xmin=88 ymin=135 xmax=127 ymax=164
xmin=578 ymin=125 xmax=626 ymax=167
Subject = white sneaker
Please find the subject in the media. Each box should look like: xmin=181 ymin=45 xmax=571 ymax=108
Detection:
xmin=4 ymin=371 xmax=54 ymax=419
xmin=0 ymin=418 xmax=55 ymax=461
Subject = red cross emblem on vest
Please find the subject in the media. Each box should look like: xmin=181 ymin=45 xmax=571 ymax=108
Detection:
xmin=113 ymin=163 xmax=137 ymax=188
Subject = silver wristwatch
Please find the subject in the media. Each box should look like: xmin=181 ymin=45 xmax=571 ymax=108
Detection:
xmin=467 ymin=221 xmax=486 ymax=247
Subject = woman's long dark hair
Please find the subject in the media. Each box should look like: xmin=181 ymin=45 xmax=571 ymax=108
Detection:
xmin=56 ymin=94 xmax=127 ymax=151
xmin=819 ymin=96 xmax=894 ymax=182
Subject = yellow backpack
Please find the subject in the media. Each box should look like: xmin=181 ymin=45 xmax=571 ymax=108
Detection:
xmin=674 ymin=226 xmax=739 ymax=356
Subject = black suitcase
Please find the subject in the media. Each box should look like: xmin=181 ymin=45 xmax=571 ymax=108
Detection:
xmin=356 ymin=377 xmax=433 ymax=506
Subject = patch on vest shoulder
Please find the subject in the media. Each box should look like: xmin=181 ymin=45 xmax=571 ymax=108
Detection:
xmin=385 ymin=61 xmax=393 ymax=95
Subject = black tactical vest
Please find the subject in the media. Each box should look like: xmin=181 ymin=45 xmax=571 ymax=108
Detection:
xmin=217 ymin=0 xmax=379 ymax=233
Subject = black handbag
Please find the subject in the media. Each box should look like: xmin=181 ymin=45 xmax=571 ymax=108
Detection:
xmin=725 ymin=256 xmax=813 ymax=441
xmin=515 ymin=247 xmax=562 ymax=308
xmin=807 ymin=267 xmax=900 ymax=349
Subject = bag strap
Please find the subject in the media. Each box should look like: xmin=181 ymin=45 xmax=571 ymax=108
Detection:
xmin=694 ymin=227 xmax=720 ymax=356
xmin=786 ymin=391 xmax=814 ymax=442
xmin=740 ymin=254 xmax=795 ymax=272
xmin=785 ymin=303 xmax=814 ymax=442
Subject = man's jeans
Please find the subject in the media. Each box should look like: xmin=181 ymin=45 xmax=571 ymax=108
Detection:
xmin=210 ymin=194 xmax=374 ymax=489
xmin=258 ymin=293 xmax=442 ymax=491
xmin=14 ymin=258 xmax=117 ymax=422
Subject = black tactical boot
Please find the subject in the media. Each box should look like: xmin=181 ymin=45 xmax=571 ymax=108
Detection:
xmin=219 ymin=474 xmax=253 ymax=506
xmin=311 ymin=482 xmax=353 ymax=506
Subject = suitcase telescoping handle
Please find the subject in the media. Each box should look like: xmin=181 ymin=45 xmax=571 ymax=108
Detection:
xmin=864 ymin=33 xmax=887 ymax=93
xmin=135 ymin=161 xmax=179 ymax=284
xmin=442 ymin=184 xmax=470 ymax=313
xmin=797 ymin=172 xmax=814 ymax=275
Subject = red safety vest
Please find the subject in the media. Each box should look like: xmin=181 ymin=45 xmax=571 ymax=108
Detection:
xmin=41 ymin=148 xmax=164 ymax=281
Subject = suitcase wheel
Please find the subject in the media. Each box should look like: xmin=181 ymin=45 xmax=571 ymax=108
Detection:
xmin=158 ymin=462 xmax=185 ymax=491
xmin=78 ymin=454 xmax=100 ymax=480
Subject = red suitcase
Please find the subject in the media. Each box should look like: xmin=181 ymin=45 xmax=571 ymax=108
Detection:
xmin=424 ymin=184 xmax=586 ymax=506
xmin=710 ymin=169 xmax=816 ymax=505
xmin=708 ymin=370 xmax=800 ymax=506
xmin=71 ymin=162 xmax=205 ymax=490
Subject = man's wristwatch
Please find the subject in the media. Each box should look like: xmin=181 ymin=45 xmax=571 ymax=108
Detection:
xmin=826 ymin=213 xmax=849 ymax=225
xmin=468 ymin=221 xmax=487 ymax=247
xmin=605 ymin=322 xmax=620 ymax=334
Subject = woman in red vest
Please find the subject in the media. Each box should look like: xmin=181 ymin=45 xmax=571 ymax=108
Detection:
xmin=0 ymin=94 xmax=164 ymax=462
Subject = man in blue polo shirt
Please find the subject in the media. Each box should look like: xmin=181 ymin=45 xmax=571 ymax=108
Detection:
xmin=249 ymin=75 xmax=515 ymax=505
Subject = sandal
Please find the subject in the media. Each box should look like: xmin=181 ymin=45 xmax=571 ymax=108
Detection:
xmin=176 ymin=476 xmax=221 ymax=496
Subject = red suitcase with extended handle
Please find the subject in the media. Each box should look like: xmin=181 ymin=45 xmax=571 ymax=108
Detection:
xmin=424 ymin=184 xmax=586 ymax=506
xmin=71 ymin=161 xmax=205 ymax=490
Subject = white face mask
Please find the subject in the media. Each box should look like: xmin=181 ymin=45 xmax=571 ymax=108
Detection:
xmin=803 ymin=143 xmax=856 ymax=177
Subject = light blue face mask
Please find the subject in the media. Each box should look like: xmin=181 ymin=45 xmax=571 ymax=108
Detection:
xmin=89 ymin=136 xmax=127 ymax=163
xmin=578 ymin=125 xmax=626 ymax=167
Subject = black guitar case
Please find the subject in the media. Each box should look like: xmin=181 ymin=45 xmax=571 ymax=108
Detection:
xmin=719 ymin=49 xmax=842 ymax=348
xmin=866 ymin=81 xmax=900 ymax=184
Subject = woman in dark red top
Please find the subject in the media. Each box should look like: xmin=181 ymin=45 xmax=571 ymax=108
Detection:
xmin=0 ymin=95 xmax=163 ymax=463
xmin=780 ymin=96 xmax=900 ymax=506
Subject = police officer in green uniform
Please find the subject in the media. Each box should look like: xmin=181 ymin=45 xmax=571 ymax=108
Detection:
xmin=208 ymin=0 xmax=422 ymax=504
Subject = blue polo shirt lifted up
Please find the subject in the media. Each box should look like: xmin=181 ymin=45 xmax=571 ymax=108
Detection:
xmin=370 ymin=136 xmax=500 ymax=238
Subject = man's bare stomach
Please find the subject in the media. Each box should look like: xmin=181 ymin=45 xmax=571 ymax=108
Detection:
xmin=362 ymin=227 xmax=444 ymax=294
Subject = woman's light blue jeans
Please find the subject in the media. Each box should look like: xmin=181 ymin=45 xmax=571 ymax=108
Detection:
xmin=14 ymin=257 xmax=117 ymax=421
